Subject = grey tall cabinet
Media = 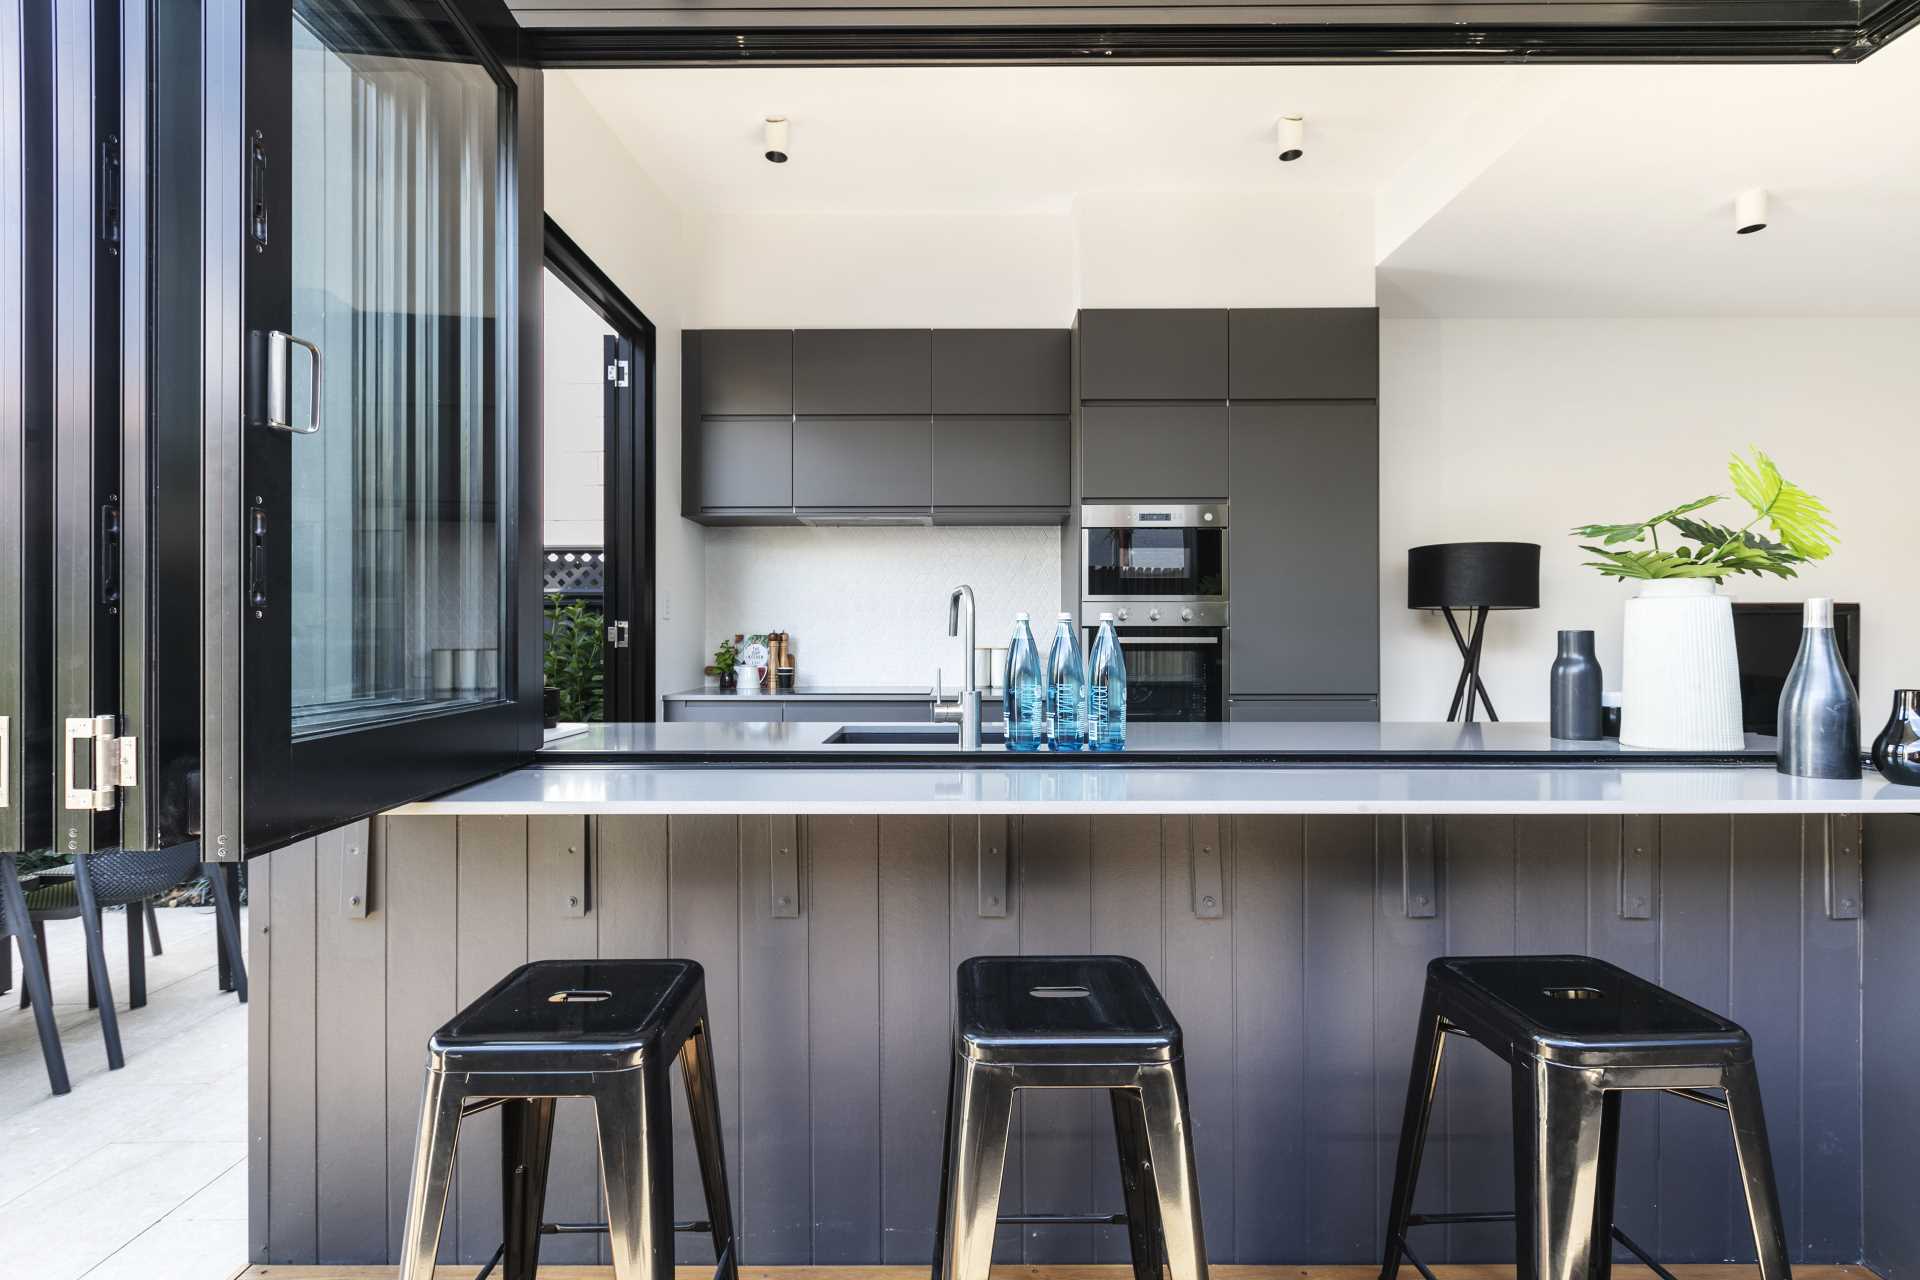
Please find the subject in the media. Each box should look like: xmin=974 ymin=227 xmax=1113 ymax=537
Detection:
xmin=1071 ymin=307 xmax=1381 ymax=721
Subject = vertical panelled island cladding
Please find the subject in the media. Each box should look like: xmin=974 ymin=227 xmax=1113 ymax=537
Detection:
xmin=247 ymin=744 xmax=1920 ymax=1278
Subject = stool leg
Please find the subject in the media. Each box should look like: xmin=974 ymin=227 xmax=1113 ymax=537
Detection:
xmin=596 ymin=1065 xmax=675 ymax=1280
xmin=397 ymin=1070 xmax=465 ymax=1280
xmin=679 ymin=1004 xmax=739 ymax=1280
xmin=1139 ymin=1061 xmax=1209 ymax=1280
xmin=1380 ymin=985 xmax=1448 ymax=1280
xmin=1112 ymin=1086 xmax=1165 ymax=1280
xmin=1515 ymin=1060 xmax=1608 ymax=1280
xmin=1587 ymin=1093 xmax=1622 ymax=1280
xmin=938 ymin=1058 xmax=1015 ymax=1280
xmin=930 ymin=1049 xmax=959 ymax=1280
xmin=501 ymin=1097 xmax=558 ymax=1280
xmin=1724 ymin=1061 xmax=1792 ymax=1280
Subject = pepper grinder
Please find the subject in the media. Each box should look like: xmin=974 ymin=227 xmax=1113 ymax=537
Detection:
xmin=1777 ymin=597 xmax=1861 ymax=780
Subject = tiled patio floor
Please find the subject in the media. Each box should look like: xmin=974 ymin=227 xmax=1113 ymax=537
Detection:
xmin=0 ymin=901 xmax=249 ymax=1280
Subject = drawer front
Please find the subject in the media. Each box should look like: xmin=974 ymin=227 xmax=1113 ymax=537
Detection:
xmin=1228 ymin=696 xmax=1380 ymax=723
xmin=783 ymin=701 xmax=935 ymax=724
xmin=1079 ymin=309 xmax=1228 ymax=401
xmin=795 ymin=330 xmax=931 ymax=414
xmin=1080 ymin=404 xmax=1228 ymax=500
xmin=666 ymin=700 xmax=786 ymax=723
xmin=794 ymin=416 xmax=932 ymax=509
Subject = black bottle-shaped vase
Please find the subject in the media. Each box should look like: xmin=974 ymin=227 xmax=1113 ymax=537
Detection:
xmin=1870 ymin=690 xmax=1920 ymax=786
xmin=1550 ymin=630 xmax=1603 ymax=740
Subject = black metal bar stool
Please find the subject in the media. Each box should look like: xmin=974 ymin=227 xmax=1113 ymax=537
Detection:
xmin=396 ymin=959 xmax=738 ymax=1280
xmin=932 ymin=955 xmax=1209 ymax=1280
xmin=1380 ymin=954 xmax=1791 ymax=1280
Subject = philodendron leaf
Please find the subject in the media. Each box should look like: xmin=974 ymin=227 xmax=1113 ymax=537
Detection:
xmin=1728 ymin=448 xmax=1837 ymax=561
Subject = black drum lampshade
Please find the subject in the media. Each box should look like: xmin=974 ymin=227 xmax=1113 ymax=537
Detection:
xmin=1407 ymin=542 xmax=1541 ymax=722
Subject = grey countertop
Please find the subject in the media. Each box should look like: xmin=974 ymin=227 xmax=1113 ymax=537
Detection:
xmin=541 ymin=719 xmax=1780 ymax=762
xmin=373 ymin=721 xmax=1920 ymax=816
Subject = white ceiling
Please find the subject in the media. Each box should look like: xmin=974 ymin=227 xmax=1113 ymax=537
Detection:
xmin=565 ymin=64 xmax=1527 ymax=214
xmin=565 ymin=38 xmax=1920 ymax=316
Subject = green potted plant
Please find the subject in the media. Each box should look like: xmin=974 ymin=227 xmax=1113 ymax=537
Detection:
xmin=1571 ymin=448 xmax=1836 ymax=749
xmin=706 ymin=635 xmax=741 ymax=692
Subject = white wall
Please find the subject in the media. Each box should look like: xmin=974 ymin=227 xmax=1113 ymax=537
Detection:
xmin=687 ymin=211 xmax=1077 ymax=328
xmin=1380 ymin=317 xmax=1920 ymax=722
xmin=542 ymin=268 xmax=612 ymax=548
xmin=544 ymin=72 xmax=705 ymax=710
xmin=703 ymin=526 xmax=1062 ymax=688
xmin=1073 ymin=190 xmax=1376 ymax=308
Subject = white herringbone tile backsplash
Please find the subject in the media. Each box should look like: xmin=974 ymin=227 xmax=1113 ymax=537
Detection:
xmin=702 ymin=525 xmax=1065 ymax=687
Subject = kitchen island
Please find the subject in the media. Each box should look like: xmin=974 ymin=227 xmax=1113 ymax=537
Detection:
xmin=245 ymin=723 xmax=1920 ymax=1280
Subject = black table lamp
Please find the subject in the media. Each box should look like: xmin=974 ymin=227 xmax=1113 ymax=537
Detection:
xmin=1407 ymin=542 xmax=1540 ymax=723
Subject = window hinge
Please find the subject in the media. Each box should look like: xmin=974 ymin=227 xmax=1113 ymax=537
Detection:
xmin=64 ymin=715 xmax=136 ymax=812
xmin=605 ymin=619 xmax=630 ymax=650
xmin=606 ymin=358 xmax=630 ymax=388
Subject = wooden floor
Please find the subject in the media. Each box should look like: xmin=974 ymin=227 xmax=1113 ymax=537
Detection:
xmin=232 ymin=1266 xmax=1876 ymax=1280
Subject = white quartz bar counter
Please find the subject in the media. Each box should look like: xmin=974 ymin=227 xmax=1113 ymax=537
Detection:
xmin=394 ymin=762 xmax=1920 ymax=816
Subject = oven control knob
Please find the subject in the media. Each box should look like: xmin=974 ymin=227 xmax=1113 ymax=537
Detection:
xmin=1116 ymin=608 xmax=1129 ymax=622
xmin=1181 ymin=607 xmax=1194 ymax=622
xmin=1149 ymin=608 xmax=1161 ymax=622
xmin=1203 ymin=511 xmax=1215 ymax=523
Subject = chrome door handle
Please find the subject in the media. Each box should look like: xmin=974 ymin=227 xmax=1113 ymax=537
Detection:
xmin=264 ymin=329 xmax=322 ymax=434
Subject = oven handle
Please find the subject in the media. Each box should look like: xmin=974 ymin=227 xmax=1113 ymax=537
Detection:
xmin=1117 ymin=635 xmax=1220 ymax=646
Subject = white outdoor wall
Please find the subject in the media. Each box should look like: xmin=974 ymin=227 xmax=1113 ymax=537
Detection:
xmin=544 ymin=71 xmax=704 ymax=712
xmin=702 ymin=526 xmax=1063 ymax=688
xmin=542 ymin=267 xmax=612 ymax=548
xmin=1379 ymin=317 xmax=1920 ymax=723
xmin=687 ymin=210 xmax=1077 ymax=328
xmin=1073 ymin=190 xmax=1376 ymax=308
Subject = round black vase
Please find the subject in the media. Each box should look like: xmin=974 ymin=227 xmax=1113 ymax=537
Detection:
xmin=1550 ymin=630 xmax=1604 ymax=740
xmin=1870 ymin=690 xmax=1920 ymax=786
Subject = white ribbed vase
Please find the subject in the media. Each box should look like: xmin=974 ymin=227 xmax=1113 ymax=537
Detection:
xmin=1619 ymin=578 xmax=1745 ymax=750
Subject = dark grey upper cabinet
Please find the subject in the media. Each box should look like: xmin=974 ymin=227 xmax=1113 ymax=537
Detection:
xmin=794 ymin=416 xmax=932 ymax=509
xmin=932 ymin=330 xmax=1070 ymax=414
xmin=1227 ymin=402 xmax=1379 ymax=695
xmin=1230 ymin=309 xmax=1379 ymax=401
xmin=794 ymin=330 xmax=931 ymax=414
xmin=1080 ymin=404 xmax=1228 ymax=500
xmin=933 ymin=416 xmax=1069 ymax=513
xmin=1079 ymin=310 xmax=1229 ymax=401
xmin=697 ymin=330 xmax=793 ymax=415
xmin=698 ymin=417 xmax=794 ymax=511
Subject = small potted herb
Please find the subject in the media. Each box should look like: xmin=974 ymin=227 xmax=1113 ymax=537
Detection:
xmin=706 ymin=635 xmax=741 ymax=692
xmin=1571 ymin=448 xmax=1836 ymax=749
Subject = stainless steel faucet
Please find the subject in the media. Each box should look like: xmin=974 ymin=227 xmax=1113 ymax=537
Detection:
xmin=933 ymin=584 xmax=982 ymax=750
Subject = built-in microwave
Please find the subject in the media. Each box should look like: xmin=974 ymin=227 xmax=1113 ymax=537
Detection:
xmin=1081 ymin=503 xmax=1228 ymax=610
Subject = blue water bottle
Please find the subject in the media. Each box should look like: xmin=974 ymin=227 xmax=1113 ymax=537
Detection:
xmin=1088 ymin=612 xmax=1127 ymax=751
xmin=1046 ymin=613 xmax=1087 ymax=751
xmin=1005 ymin=614 xmax=1045 ymax=752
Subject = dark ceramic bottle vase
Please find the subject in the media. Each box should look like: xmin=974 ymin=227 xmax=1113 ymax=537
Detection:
xmin=1871 ymin=690 xmax=1920 ymax=786
xmin=1550 ymin=629 xmax=1604 ymax=740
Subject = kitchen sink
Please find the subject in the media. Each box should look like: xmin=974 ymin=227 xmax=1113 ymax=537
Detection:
xmin=825 ymin=725 xmax=1007 ymax=746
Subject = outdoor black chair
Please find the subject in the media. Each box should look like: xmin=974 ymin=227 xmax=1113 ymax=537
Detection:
xmin=15 ymin=842 xmax=247 ymax=1075
xmin=1 ymin=853 xmax=70 ymax=1094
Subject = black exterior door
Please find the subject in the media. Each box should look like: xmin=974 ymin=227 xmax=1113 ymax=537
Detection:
xmin=2 ymin=0 xmax=55 ymax=858
xmin=229 ymin=0 xmax=542 ymax=856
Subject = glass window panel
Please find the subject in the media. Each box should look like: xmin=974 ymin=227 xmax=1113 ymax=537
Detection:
xmin=288 ymin=0 xmax=507 ymax=738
